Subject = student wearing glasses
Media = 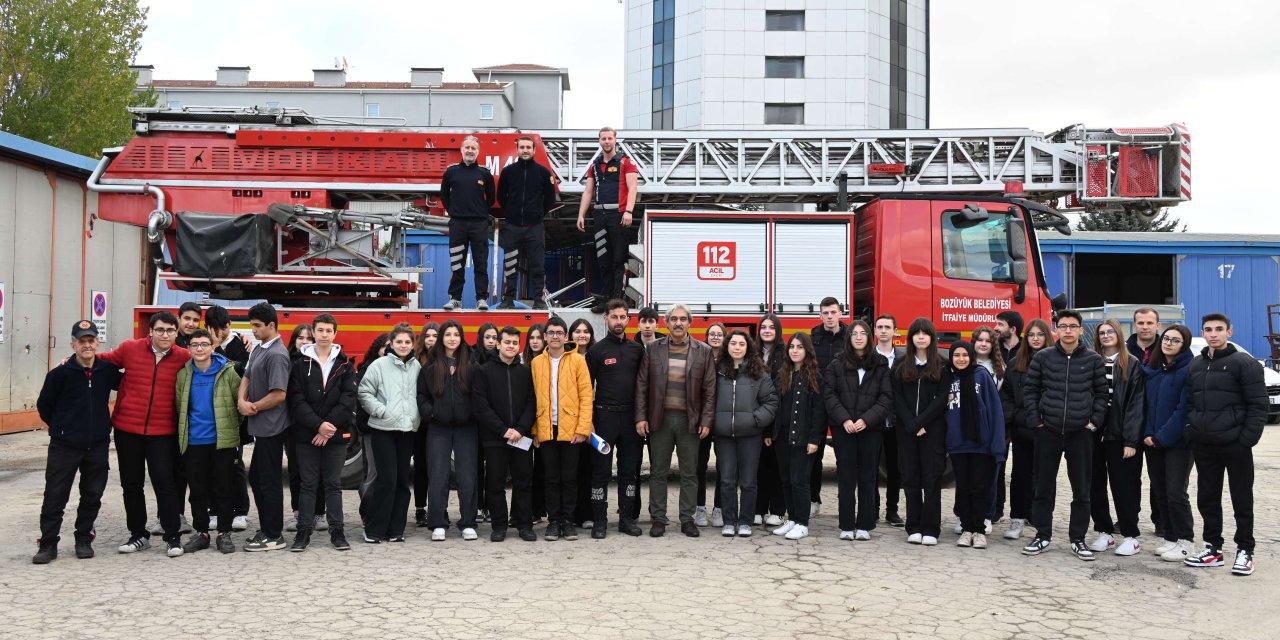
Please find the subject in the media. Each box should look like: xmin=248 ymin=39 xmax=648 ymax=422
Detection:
xmin=1021 ymin=309 xmax=1109 ymax=561
xmin=1141 ymin=324 xmax=1197 ymax=563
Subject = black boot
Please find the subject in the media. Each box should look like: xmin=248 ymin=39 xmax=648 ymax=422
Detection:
xmin=415 ymin=508 xmax=428 ymax=528
xmin=592 ymin=505 xmax=608 ymax=539
xmin=330 ymin=526 xmax=351 ymax=551
xmin=290 ymin=529 xmax=312 ymax=552
xmin=74 ymin=536 xmax=94 ymax=559
xmin=32 ymin=540 xmax=57 ymax=565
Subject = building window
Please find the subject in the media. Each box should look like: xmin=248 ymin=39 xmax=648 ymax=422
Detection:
xmin=651 ymin=0 xmax=675 ymax=129
xmin=266 ymin=101 xmax=280 ymax=110
xmin=365 ymin=103 xmax=381 ymax=117
xmin=764 ymin=103 xmax=804 ymax=125
xmin=480 ymin=104 xmax=494 ymax=120
xmin=765 ymin=10 xmax=805 ymax=31
xmin=889 ymin=0 xmax=908 ymax=128
xmin=167 ymin=100 xmax=182 ymax=109
xmin=765 ymin=56 xmax=805 ymax=79
xmin=941 ymin=211 xmax=1015 ymax=283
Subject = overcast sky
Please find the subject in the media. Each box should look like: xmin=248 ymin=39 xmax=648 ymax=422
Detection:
xmin=137 ymin=0 xmax=1279 ymax=233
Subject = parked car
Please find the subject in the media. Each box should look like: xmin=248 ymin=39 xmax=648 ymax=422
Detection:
xmin=1187 ymin=338 xmax=1280 ymax=425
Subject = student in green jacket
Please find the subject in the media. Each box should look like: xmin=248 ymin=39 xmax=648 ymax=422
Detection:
xmin=175 ymin=329 xmax=244 ymax=554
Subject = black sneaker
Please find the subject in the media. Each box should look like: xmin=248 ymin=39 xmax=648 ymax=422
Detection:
xmin=1185 ymin=545 xmax=1226 ymax=568
xmin=166 ymin=539 xmax=184 ymax=558
xmin=331 ymin=527 xmax=351 ymax=551
xmin=886 ymin=512 xmax=905 ymax=528
xmin=544 ymin=523 xmax=562 ymax=541
xmin=1231 ymin=549 xmax=1254 ymax=576
xmin=1022 ymin=536 xmax=1051 ymax=556
xmin=290 ymin=531 xmax=311 ymax=553
xmin=216 ymin=532 xmax=236 ymax=554
xmin=562 ymin=524 xmax=579 ymax=541
xmin=362 ymin=533 xmax=382 ymax=544
xmin=182 ymin=532 xmax=210 ymax=554
xmin=74 ymin=540 xmax=94 ymax=559
xmin=1070 ymin=540 xmax=1095 ymax=561
xmin=591 ymin=522 xmax=607 ymax=539
xmin=415 ymin=508 xmax=428 ymax=528
xmin=32 ymin=543 xmax=57 ymax=564
xmin=590 ymin=298 xmax=607 ymax=314
xmin=518 ymin=528 xmax=537 ymax=542
xmin=243 ymin=532 xmax=286 ymax=552
xmin=497 ymin=299 xmax=516 ymax=310
xmin=490 ymin=529 xmax=507 ymax=542
xmin=117 ymin=536 xmax=150 ymax=554
xmin=532 ymin=299 xmax=549 ymax=310
xmin=618 ymin=519 xmax=643 ymax=537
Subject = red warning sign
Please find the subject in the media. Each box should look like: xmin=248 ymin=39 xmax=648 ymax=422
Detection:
xmin=697 ymin=242 xmax=736 ymax=280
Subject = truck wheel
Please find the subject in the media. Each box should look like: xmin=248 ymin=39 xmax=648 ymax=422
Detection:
xmin=341 ymin=429 xmax=365 ymax=490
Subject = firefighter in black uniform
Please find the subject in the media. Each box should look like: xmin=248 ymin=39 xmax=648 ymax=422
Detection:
xmin=576 ymin=126 xmax=639 ymax=314
xmin=440 ymin=135 xmax=496 ymax=311
xmin=496 ymin=136 xmax=557 ymax=310
xmin=584 ymin=299 xmax=646 ymax=538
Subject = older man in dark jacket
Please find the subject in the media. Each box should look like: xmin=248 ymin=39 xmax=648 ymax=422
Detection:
xmin=1021 ymin=309 xmax=1108 ymax=560
xmin=1182 ymin=313 xmax=1268 ymax=576
xmin=635 ymin=304 xmax=717 ymax=538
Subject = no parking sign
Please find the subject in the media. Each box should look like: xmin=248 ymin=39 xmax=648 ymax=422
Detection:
xmin=91 ymin=290 xmax=108 ymax=339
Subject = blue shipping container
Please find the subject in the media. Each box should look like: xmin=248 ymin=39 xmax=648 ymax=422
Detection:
xmin=1178 ymin=255 xmax=1280 ymax=357
xmin=403 ymin=231 xmax=504 ymax=310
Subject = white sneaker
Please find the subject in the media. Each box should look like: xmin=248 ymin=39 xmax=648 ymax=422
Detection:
xmin=694 ymin=506 xmax=709 ymax=527
xmin=710 ymin=507 xmax=724 ymax=528
xmin=957 ymin=531 xmax=973 ymax=547
xmin=461 ymin=528 xmax=478 ymax=541
xmin=954 ymin=521 xmax=964 ymax=535
xmin=285 ymin=516 xmax=299 ymax=532
xmin=784 ymin=524 xmax=809 ymax=540
xmin=972 ymin=533 xmax=988 ymax=549
xmin=855 ymin=529 xmax=871 ymax=541
xmin=738 ymin=524 xmax=752 ymax=537
xmin=1089 ymin=532 xmax=1117 ymax=552
xmin=764 ymin=514 xmax=784 ymax=527
xmin=1115 ymin=537 xmax=1141 ymax=556
xmin=314 ymin=516 xmax=328 ymax=532
xmin=208 ymin=515 xmax=218 ymax=530
xmin=582 ymin=520 xmax=594 ymax=529
xmin=431 ymin=528 xmax=447 ymax=541
xmin=811 ymin=502 xmax=821 ymax=516
xmin=1004 ymin=518 xmax=1025 ymax=540
xmin=907 ymin=533 xmax=923 ymax=545
xmin=476 ymin=299 xmax=489 ymax=311
xmin=1154 ymin=539 xmax=1178 ymax=556
xmin=1161 ymin=539 xmax=1194 ymax=562
xmin=442 ymin=299 xmax=460 ymax=311
xmin=839 ymin=530 xmax=856 ymax=541
xmin=983 ymin=519 xmax=992 ymax=535
xmin=753 ymin=515 xmax=763 ymax=526
xmin=921 ymin=535 xmax=938 ymax=546
xmin=773 ymin=521 xmax=796 ymax=536
xmin=232 ymin=515 xmax=248 ymax=531
xmin=722 ymin=525 xmax=736 ymax=537
xmin=166 ymin=540 xmax=184 ymax=558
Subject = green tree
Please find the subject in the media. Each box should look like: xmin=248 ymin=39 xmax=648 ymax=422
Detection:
xmin=0 ymin=0 xmax=150 ymax=157
xmin=1075 ymin=208 xmax=1186 ymax=232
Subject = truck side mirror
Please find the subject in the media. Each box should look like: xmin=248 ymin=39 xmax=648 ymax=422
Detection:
xmin=960 ymin=203 xmax=989 ymax=222
xmin=1006 ymin=217 xmax=1028 ymax=261
xmin=1011 ymin=260 xmax=1028 ymax=285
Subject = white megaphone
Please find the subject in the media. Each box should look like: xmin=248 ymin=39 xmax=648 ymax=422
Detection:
xmin=589 ymin=432 xmax=612 ymax=455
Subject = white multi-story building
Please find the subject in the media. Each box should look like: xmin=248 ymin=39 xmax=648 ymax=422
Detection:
xmin=623 ymin=0 xmax=928 ymax=130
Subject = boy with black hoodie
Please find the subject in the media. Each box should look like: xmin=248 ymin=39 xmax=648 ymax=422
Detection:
xmin=286 ymin=314 xmax=357 ymax=552
xmin=34 ymin=321 xmax=122 ymax=563
xmin=1183 ymin=313 xmax=1268 ymax=576
xmin=472 ymin=326 xmax=538 ymax=541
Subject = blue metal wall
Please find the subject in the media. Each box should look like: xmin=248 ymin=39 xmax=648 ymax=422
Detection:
xmin=1178 ymin=255 xmax=1279 ymax=357
xmin=1040 ymin=253 xmax=1069 ymax=304
xmin=403 ymin=232 xmax=503 ymax=310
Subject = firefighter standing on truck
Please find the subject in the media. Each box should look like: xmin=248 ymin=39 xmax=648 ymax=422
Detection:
xmin=440 ymin=135 xmax=496 ymax=311
xmin=576 ymin=126 xmax=639 ymax=314
xmin=496 ymin=135 xmax=557 ymax=310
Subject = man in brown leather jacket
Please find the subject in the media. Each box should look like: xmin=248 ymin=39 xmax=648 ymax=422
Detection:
xmin=635 ymin=304 xmax=717 ymax=538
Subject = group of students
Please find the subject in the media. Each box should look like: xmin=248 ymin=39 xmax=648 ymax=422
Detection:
xmin=32 ymin=300 xmax=1267 ymax=578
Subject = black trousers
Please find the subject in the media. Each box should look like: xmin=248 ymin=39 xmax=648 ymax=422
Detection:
xmin=988 ymin=460 xmax=1006 ymax=521
xmin=484 ymin=444 xmax=534 ymax=530
xmin=1008 ymin=439 xmax=1035 ymax=520
xmin=247 ymin=432 xmax=286 ymax=539
xmin=574 ymin=444 xmax=593 ymax=525
xmin=756 ymin=439 xmax=785 ymax=517
xmin=1146 ymin=448 xmax=1165 ymax=533
xmin=1146 ymin=446 xmax=1195 ymax=542
xmin=115 ymin=430 xmax=181 ymax=542
xmin=183 ymin=444 xmax=236 ymax=535
xmin=897 ymin=426 xmax=947 ymax=538
xmin=952 ymin=453 xmax=997 ymax=533
xmin=590 ymin=409 xmax=643 ymax=523
xmin=541 ymin=439 xmax=581 ymax=525
xmin=40 ymin=440 xmax=110 ymax=545
xmin=413 ymin=427 xmax=429 ymax=511
xmin=592 ymin=210 xmax=628 ymax=298
xmin=500 ymin=221 xmax=546 ymax=301
xmin=1090 ymin=439 xmax=1143 ymax=538
xmin=478 ymin=445 xmax=488 ymax=517
xmin=1193 ymin=442 xmax=1255 ymax=552
xmin=775 ymin=442 xmax=814 ymax=526
xmin=810 ymin=437 xmax=827 ymax=504
xmin=365 ymin=429 xmax=414 ymax=539
xmin=285 ymin=438 xmax=325 ymax=517
xmin=696 ymin=436 xmax=721 ymax=509
xmin=447 ymin=217 xmax=491 ymax=302
xmin=1031 ymin=428 xmax=1094 ymax=542
xmin=880 ymin=427 xmax=902 ymax=515
xmin=297 ymin=441 xmax=345 ymax=531
xmin=427 ymin=425 xmax=478 ymax=530
xmin=831 ymin=427 xmax=882 ymax=531
xmin=715 ymin=435 xmax=763 ymax=527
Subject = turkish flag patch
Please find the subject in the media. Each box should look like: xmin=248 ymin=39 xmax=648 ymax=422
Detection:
xmin=604 ymin=358 xmax=617 ymax=365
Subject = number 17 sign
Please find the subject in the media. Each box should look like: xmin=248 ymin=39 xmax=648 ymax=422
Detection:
xmin=697 ymin=242 xmax=736 ymax=280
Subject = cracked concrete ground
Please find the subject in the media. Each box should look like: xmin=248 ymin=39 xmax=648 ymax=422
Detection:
xmin=1 ymin=427 xmax=1277 ymax=639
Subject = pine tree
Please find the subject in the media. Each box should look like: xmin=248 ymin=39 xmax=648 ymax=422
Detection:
xmin=1075 ymin=209 xmax=1186 ymax=232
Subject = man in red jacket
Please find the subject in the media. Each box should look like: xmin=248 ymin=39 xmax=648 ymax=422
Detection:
xmin=96 ymin=311 xmax=191 ymax=557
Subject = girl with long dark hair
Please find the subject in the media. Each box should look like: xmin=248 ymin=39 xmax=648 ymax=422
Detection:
xmin=1144 ymin=324 xmax=1196 ymax=563
xmin=1087 ymin=318 xmax=1147 ymax=556
xmin=699 ymin=321 xmax=729 ymax=527
xmin=891 ymin=318 xmax=949 ymax=546
xmin=945 ymin=341 xmax=1005 ymax=549
xmin=769 ymin=332 xmax=825 ymax=540
xmin=357 ymin=324 xmax=422 ymax=543
xmin=1000 ymin=318 xmax=1053 ymax=540
xmin=412 ymin=322 xmax=440 ymax=527
xmin=417 ymin=320 xmax=478 ymax=541
xmin=712 ymin=330 xmax=778 ymax=537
